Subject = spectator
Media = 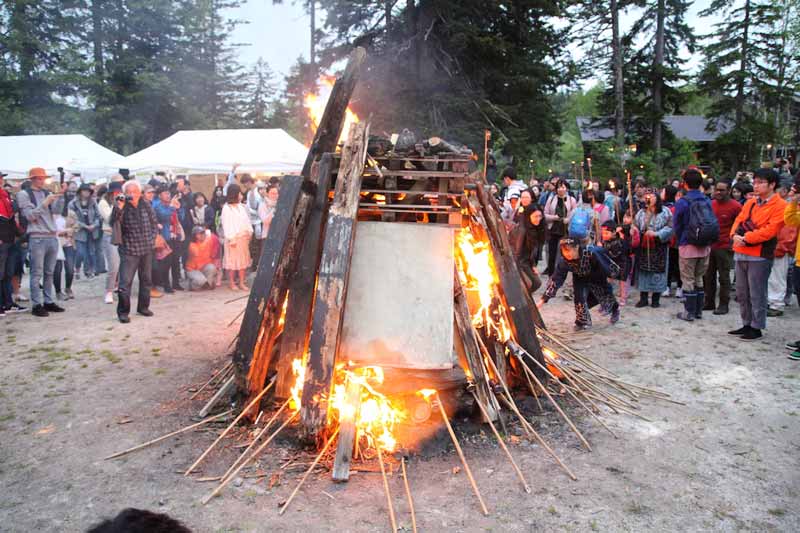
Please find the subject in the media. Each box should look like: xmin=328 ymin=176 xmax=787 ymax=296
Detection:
xmin=16 ymin=167 xmax=67 ymax=317
xmin=728 ymin=168 xmax=787 ymax=341
xmin=190 ymin=192 xmax=215 ymax=231
xmin=784 ymin=183 xmax=800 ymax=360
xmin=152 ymin=186 xmax=184 ymax=293
xmin=485 ymin=154 xmax=498 ymax=184
xmin=3 ymin=180 xmax=27 ymax=309
xmin=633 ymin=189 xmax=674 ymax=308
xmin=98 ymin=182 xmax=122 ymax=304
xmin=672 ymin=169 xmax=713 ymax=321
xmin=111 ymin=181 xmax=158 ymax=324
xmin=627 ymin=178 xmax=648 ymax=214
xmin=766 ymin=180 xmax=797 ymax=317
xmin=173 ymin=177 xmax=193 ymax=276
xmin=511 ymin=204 xmax=545 ymax=296
xmin=257 ymin=183 xmax=279 ymax=241
xmin=186 ymin=226 xmax=220 ymax=290
xmin=53 ymin=206 xmax=75 ymax=301
xmin=69 ymin=183 xmax=101 ymax=279
xmin=604 ymin=181 xmax=623 ymax=224
xmin=93 ymin=184 xmax=107 ymax=275
xmin=589 ymin=189 xmax=610 ymax=234
xmin=501 ymin=167 xmax=525 ymax=203
xmin=501 ymin=191 xmax=521 ymax=230
xmin=703 ymin=180 xmax=741 ymax=315
xmin=662 ymin=184 xmax=682 ymax=298
xmin=543 ymin=179 xmax=577 ymax=275
xmin=732 ymin=181 xmax=752 ymax=205
xmin=0 ymin=172 xmax=16 ymax=316
xmin=220 ymin=183 xmax=253 ymax=291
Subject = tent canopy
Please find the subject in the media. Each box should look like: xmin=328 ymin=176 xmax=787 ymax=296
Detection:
xmin=0 ymin=134 xmax=124 ymax=182
xmin=122 ymin=129 xmax=308 ymax=176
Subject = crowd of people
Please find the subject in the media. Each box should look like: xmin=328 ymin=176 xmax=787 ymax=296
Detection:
xmin=0 ymin=164 xmax=279 ymax=324
xmin=490 ymin=162 xmax=800 ymax=358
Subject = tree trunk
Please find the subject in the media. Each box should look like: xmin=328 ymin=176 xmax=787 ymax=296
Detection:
xmin=652 ymin=0 xmax=666 ymax=161
xmin=735 ymin=0 xmax=751 ymax=129
xmin=309 ymin=0 xmax=316 ymax=66
xmin=611 ymin=0 xmax=625 ymax=152
xmin=385 ymin=0 xmax=392 ymax=35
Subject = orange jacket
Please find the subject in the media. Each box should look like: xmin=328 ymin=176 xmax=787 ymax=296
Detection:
xmin=730 ymin=194 xmax=787 ymax=259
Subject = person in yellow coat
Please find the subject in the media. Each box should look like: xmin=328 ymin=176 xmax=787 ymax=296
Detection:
xmin=785 ymin=182 xmax=800 ymax=360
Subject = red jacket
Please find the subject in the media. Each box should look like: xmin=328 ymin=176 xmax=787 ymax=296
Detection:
xmin=0 ymin=188 xmax=12 ymax=219
xmin=776 ymin=225 xmax=798 ymax=259
xmin=711 ymin=198 xmax=742 ymax=250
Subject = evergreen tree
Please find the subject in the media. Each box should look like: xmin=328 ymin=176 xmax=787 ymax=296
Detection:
xmin=240 ymin=58 xmax=279 ymax=128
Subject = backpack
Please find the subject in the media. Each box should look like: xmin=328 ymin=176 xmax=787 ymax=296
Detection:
xmin=686 ymin=196 xmax=719 ymax=246
xmin=569 ymin=207 xmax=592 ymax=240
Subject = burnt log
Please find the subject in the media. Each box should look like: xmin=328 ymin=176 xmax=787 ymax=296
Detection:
xmin=300 ymin=122 xmax=370 ymax=440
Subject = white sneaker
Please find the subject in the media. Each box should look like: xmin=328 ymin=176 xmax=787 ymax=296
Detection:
xmin=661 ymin=288 xmax=670 ymax=297
xmin=676 ymin=287 xmax=684 ymax=299
xmin=16 ymin=294 xmax=29 ymax=302
xmin=104 ymin=291 xmax=114 ymax=304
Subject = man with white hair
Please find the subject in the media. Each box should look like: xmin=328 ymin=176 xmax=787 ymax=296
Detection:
xmin=111 ymin=180 xmax=158 ymax=323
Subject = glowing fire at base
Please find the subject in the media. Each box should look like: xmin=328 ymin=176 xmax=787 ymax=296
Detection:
xmin=304 ymin=75 xmax=360 ymax=145
xmin=454 ymin=228 xmax=512 ymax=342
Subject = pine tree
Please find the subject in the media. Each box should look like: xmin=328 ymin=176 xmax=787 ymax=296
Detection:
xmin=240 ymin=58 xmax=279 ymax=128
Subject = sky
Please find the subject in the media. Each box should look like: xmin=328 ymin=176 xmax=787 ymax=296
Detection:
xmin=230 ymin=0 xmax=723 ymax=86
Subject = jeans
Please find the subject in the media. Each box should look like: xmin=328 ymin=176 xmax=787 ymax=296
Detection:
xmin=704 ymin=248 xmax=733 ymax=308
xmin=29 ymin=236 xmax=59 ymax=307
xmin=187 ymin=264 xmax=217 ymax=289
xmin=93 ymin=235 xmax=106 ymax=273
xmin=0 ymin=242 xmax=11 ymax=308
xmin=118 ymin=253 xmax=153 ymax=317
xmin=75 ymin=239 xmax=96 ymax=275
xmin=53 ymin=245 xmax=75 ymax=293
xmin=545 ymin=234 xmax=563 ymax=274
xmin=102 ymin=234 xmax=120 ymax=292
xmin=735 ymin=259 xmax=772 ymax=330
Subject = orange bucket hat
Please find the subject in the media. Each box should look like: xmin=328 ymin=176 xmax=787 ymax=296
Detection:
xmin=28 ymin=167 xmax=51 ymax=179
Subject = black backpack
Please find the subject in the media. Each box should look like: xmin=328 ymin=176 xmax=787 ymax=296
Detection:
xmin=686 ymin=196 xmax=719 ymax=246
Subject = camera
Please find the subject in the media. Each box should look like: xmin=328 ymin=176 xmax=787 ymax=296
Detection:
xmin=116 ymin=194 xmax=127 ymax=203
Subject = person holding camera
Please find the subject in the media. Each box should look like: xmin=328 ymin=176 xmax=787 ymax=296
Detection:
xmin=728 ymin=168 xmax=787 ymax=341
xmin=111 ymin=181 xmax=158 ymax=324
xmin=16 ymin=167 xmax=67 ymax=317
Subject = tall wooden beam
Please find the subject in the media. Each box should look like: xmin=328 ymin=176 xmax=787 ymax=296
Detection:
xmin=300 ymin=122 xmax=369 ymax=440
xmin=302 ymin=47 xmax=366 ymax=178
xmin=275 ymin=154 xmax=336 ymax=399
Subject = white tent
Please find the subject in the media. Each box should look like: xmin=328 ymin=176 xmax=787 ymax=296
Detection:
xmin=0 ymin=134 xmax=125 ymax=182
xmin=122 ymin=129 xmax=307 ymax=177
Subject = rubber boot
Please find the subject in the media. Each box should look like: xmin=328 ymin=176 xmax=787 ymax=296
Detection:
xmin=695 ymin=290 xmax=704 ymax=319
xmin=677 ymin=292 xmax=696 ymax=321
xmin=650 ymin=292 xmax=661 ymax=308
xmin=635 ymin=292 xmax=649 ymax=308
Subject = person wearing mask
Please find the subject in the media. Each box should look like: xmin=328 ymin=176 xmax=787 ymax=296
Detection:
xmin=69 ymin=183 xmax=101 ymax=279
xmin=543 ymin=179 xmax=577 ymax=276
xmin=220 ymin=183 xmax=253 ymax=291
xmin=152 ymin=186 xmax=184 ymax=293
xmin=185 ymin=226 xmax=220 ymax=290
xmin=111 ymin=181 xmax=158 ymax=324
xmin=728 ymin=168 xmax=787 ymax=341
xmin=633 ymin=189 xmax=674 ymax=308
xmin=257 ymin=183 xmax=279 ymax=242
xmin=672 ymin=169 xmax=715 ymax=321
xmin=98 ymin=181 xmax=122 ymax=304
xmin=16 ymin=167 xmax=67 ymax=317
xmin=703 ymin=180 xmax=741 ymax=315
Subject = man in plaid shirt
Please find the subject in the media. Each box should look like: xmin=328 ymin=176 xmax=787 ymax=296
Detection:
xmin=111 ymin=181 xmax=158 ymax=323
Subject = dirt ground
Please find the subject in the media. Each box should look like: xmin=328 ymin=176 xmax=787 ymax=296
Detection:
xmin=1 ymin=273 xmax=799 ymax=533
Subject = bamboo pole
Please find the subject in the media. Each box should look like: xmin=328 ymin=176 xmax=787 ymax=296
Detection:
xmin=377 ymin=446 xmax=398 ymax=533
xmin=435 ymin=392 xmax=489 ymax=516
xmin=218 ymin=397 xmax=292 ymax=486
xmin=279 ymin=427 xmax=340 ymax=515
xmin=401 ymin=458 xmax=418 ymax=533
xmin=190 ymin=362 xmax=233 ymax=400
xmin=185 ymin=377 xmax=276 ymax=476
xmin=202 ymin=410 xmax=298 ymax=504
xmin=471 ymin=391 xmax=531 ymax=493
xmin=104 ymin=410 xmax=233 ymax=460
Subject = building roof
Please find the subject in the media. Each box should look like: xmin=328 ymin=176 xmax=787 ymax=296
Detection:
xmin=576 ymin=115 xmax=731 ymax=143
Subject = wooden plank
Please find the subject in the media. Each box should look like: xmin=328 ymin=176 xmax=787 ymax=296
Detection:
xmin=363 ymin=169 xmax=470 ymax=179
xmin=381 ymin=175 xmax=397 ymax=222
xmin=275 ymin=155 xmax=336 ymax=399
xmin=302 ymin=47 xmax=366 ymax=177
xmin=300 ymin=122 xmax=370 ymax=440
xmin=475 ymin=183 xmax=548 ymax=379
xmin=331 ymin=379 xmax=362 ymax=482
xmin=454 ymin=271 xmax=499 ymax=422
xmin=198 ymin=375 xmax=235 ymax=418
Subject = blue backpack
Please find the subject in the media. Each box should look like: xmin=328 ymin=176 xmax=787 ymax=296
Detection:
xmin=568 ymin=207 xmax=592 ymax=240
xmin=686 ymin=197 xmax=719 ymax=246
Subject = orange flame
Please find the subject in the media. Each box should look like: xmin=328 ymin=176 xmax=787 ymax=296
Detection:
xmin=454 ymin=228 xmax=512 ymax=342
xmin=304 ymin=75 xmax=360 ymax=145
xmin=289 ymin=358 xmax=305 ymax=412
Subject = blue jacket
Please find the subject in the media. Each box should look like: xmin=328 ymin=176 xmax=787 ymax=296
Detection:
xmin=673 ymin=189 xmax=710 ymax=247
xmin=151 ymin=199 xmax=176 ymax=241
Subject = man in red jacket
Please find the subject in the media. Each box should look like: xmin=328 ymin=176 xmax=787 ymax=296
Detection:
xmin=703 ymin=180 xmax=741 ymax=314
xmin=728 ymin=168 xmax=787 ymax=341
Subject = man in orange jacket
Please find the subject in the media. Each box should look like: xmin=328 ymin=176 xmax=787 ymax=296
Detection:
xmin=728 ymin=168 xmax=787 ymax=341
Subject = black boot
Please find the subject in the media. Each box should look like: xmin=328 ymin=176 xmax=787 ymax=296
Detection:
xmin=635 ymin=292 xmax=649 ymax=308
xmin=695 ymin=290 xmax=704 ymax=319
xmin=677 ymin=292 xmax=696 ymax=321
xmin=651 ymin=292 xmax=661 ymax=308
